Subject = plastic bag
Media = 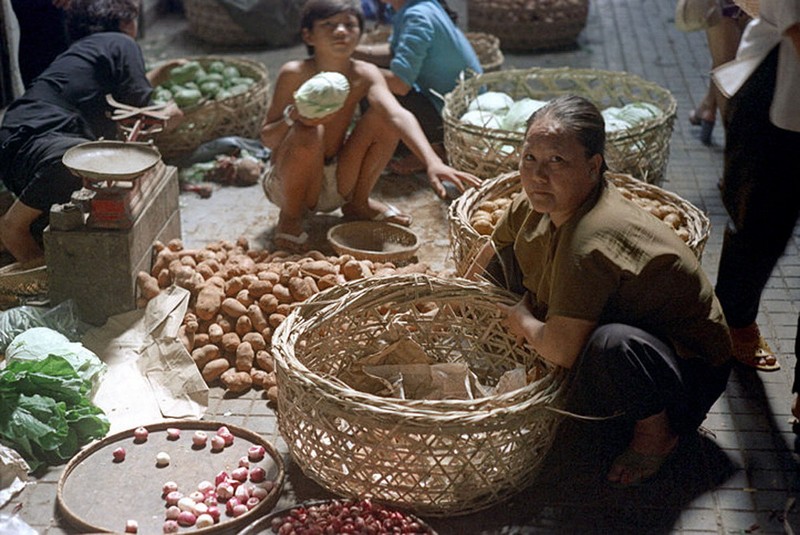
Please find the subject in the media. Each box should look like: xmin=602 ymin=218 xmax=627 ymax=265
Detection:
xmin=0 ymin=300 xmax=87 ymax=354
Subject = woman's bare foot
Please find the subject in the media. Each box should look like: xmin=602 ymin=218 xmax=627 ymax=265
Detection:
xmin=607 ymin=411 xmax=679 ymax=487
xmin=272 ymin=214 xmax=308 ymax=252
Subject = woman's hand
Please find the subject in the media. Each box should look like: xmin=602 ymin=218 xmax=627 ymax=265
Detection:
xmin=426 ymin=160 xmax=480 ymax=198
xmin=161 ymin=101 xmax=185 ymax=132
xmin=497 ymin=292 xmax=539 ymax=347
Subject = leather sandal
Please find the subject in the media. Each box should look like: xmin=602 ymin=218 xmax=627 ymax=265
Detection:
xmin=730 ymin=323 xmax=780 ymax=371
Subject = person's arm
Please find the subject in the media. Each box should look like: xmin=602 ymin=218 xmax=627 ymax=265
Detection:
xmin=353 ymin=42 xmax=392 ymax=68
xmin=259 ymin=64 xmax=304 ymax=150
xmin=497 ymin=293 xmax=597 ymax=369
xmin=366 ymin=68 xmax=480 ymax=196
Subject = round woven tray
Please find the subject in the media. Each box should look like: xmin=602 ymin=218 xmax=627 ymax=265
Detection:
xmin=271 ymin=273 xmax=568 ymax=516
xmin=442 ymin=67 xmax=677 ymax=185
xmin=183 ymin=0 xmax=271 ymax=46
xmin=361 ymin=26 xmax=504 ymax=73
xmin=0 ymin=259 xmax=48 ymax=297
xmin=327 ymin=221 xmax=420 ymax=264
xmin=467 ymin=0 xmax=589 ymax=52
xmin=448 ymin=171 xmax=710 ymax=276
xmin=148 ymin=56 xmax=270 ymax=161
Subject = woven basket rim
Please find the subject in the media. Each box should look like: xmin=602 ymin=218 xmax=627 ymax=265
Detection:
xmin=272 ymin=273 xmax=567 ymax=414
xmin=447 ymin=171 xmax=710 ymax=277
xmin=0 ymin=259 xmax=48 ymax=296
xmin=733 ymin=0 xmax=759 ymax=18
xmin=327 ymin=221 xmax=420 ymax=263
xmin=442 ymin=66 xmax=678 ymax=142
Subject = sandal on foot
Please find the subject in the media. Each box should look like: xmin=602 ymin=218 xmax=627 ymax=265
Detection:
xmin=607 ymin=447 xmax=674 ymax=488
xmin=731 ymin=323 xmax=780 ymax=372
xmin=699 ymin=119 xmax=715 ymax=146
xmin=373 ymin=203 xmax=412 ymax=227
xmin=273 ymin=230 xmax=309 ymax=253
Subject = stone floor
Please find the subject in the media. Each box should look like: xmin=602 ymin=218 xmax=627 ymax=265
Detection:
xmin=3 ymin=0 xmax=800 ymax=533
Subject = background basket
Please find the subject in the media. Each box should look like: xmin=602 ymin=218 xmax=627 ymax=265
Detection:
xmin=327 ymin=221 xmax=420 ymax=263
xmin=361 ymin=27 xmax=504 ymax=73
xmin=183 ymin=0 xmax=271 ymax=46
xmin=271 ymin=274 xmax=568 ymax=516
xmin=467 ymin=0 xmax=589 ymax=52
xmin=0 ymin=259 xmax=48 ymax=297
xmin=448 ymin=171 xmax=711 ymax=276
xmin=149 ymin=56 xmax=270 ymax=161
xmin=442 ymin=67 xmax=677 ymax=185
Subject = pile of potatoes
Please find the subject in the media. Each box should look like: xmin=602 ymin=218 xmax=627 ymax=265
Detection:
xmin=136 ymin=237 xmax=433 ymax=399
xmin=469 ymin=188 xmax=691 ymax=243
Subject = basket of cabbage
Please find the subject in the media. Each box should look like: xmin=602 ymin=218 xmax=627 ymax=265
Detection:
xmin=442 ymin=67 xmax=677 ymax=185
xmin=147 ymin=56 xmax=270 ymax=161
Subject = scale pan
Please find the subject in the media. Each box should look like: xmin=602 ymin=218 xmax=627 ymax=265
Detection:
xmin=62 ymin=140 xmax=161 ymax=182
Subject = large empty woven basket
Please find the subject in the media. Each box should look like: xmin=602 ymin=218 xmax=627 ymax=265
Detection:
xmin=271 ymin=274 xmax=568 ymax=516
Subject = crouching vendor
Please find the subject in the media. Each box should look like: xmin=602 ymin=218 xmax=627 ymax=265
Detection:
xmin=466 ymin=95 xmax=733 ymax=487
xmin=0 ymin=0 xmax=183 ymax=263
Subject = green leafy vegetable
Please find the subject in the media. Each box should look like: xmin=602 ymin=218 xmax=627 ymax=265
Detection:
xmin=293 ymin=71 xmax=350 ymax=119
xmin=0 ymin=355 xmax=110 ymax=472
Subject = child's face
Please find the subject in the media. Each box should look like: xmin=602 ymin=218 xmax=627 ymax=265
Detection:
xmin=304 ymin=12 xmax=362 ymax=56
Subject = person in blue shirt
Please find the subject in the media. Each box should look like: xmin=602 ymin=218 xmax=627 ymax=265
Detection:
xmin=355 ymin=0 xmax=482 ymax=174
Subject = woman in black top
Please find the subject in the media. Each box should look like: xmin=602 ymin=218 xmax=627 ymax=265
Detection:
xmin=0 ymin=0 xmax=182 ymax=263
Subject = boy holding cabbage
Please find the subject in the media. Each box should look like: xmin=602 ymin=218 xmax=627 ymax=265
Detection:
xmin=260 ymin=0 xmax=479 ymax=251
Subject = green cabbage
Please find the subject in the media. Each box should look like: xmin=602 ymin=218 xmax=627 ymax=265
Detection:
xmin=501 ymin=98 xmax=548 ymax=132
xmin=460 ymin=109 xmax=503 ymax=129
xmin=615 ymin=102 xmax=662 ymax=124
xmin=467 ymin=91 xmax=514 ymax=114
xmin=293 ymin=71 xmax=351 ymax=119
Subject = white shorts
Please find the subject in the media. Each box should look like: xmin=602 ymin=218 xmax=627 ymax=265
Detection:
xmin=262 ymin=158 xmax=346 ymax=214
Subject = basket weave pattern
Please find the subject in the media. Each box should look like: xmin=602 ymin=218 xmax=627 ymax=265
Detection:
xmin=448 ymin=172 xmax=711 ymax=276
xmin=149 ymin=56 xmax=270 ymax=160
xmin=467 ymin=0 xmax=589 ymax=51
xmin=183 ymin=0 xmax=270 ymax=46
xmin=362 ymin=27 xmax=503 ymax=73
xmin=442 ymin=67 xmax=677 ymax=185
xmin=272 ymin=274 xmax=568 ymax=516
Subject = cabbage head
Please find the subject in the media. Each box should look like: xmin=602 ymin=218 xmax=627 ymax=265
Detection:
xmin=293 ymin=71 xmax=350 ymax=119
xmin=502 ymin=98 xmax=548 ymax=132
xmin=460 ymin=109 xmax=503 ymax=130
xmin=467 ymin=91 xmax=514 ymax=114
xmin=615 ymin=102 xmax=662 ymax=125
xmin=601 ymin=107 xmax=632 ymax=133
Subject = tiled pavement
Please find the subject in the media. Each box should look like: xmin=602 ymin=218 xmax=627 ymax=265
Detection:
xmin=3 ymin=0 xmax=800 ymax=533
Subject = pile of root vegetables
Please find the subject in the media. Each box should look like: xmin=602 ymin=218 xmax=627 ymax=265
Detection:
xmin=136 ymin=238 xmax=433 ymax=399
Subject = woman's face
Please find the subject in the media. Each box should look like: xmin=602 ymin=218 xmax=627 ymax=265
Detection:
xmin=518 ymin=118 xmax=603 ymax=227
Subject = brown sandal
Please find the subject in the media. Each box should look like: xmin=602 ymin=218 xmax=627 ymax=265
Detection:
xmin=730 ymin=323 xmax=780 ymax=372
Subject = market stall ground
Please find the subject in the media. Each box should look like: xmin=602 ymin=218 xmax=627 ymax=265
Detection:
xmin=4 ymin=0 xmax=800 ymax=533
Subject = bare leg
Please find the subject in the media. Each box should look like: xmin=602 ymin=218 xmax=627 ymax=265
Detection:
xmin=607 ymin=410 xmax=679 ymax=486
xmin=338 ymin=106 xmax=411 ymax=225
xmin=0 ymin=200 xmax=44 ymax=263
xmin=270 ymin=123 xmax=326 ymax=238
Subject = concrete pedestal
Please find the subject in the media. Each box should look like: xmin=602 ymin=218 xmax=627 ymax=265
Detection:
xmin=44 ymin=164 xmax=181 ymax=325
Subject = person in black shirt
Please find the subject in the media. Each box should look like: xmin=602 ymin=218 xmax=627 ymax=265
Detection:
xmin=0 ymin=0 xmax=182 ymax=263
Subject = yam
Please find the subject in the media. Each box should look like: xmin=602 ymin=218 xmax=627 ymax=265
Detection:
xmin=272 ymin=284 xmax=293 ymax=304
xmin=208 ymin=323 xmax=224 ymax=344
xmin=136 ymin=271 xmax=160 ymax=300
xmin=288 ymin=277 xmax=314 ymax=302
xmin=221 ymin=332 xmax=241 ymax=353
xmin=317 ymin=273 xmax=339 ymax=290
xmin=225 ymin=277 xmax=245 ymax=297
xmin=192 ymin=345 xmax=220 ymax=369
xmin=236 ymin=289 xmax=254 ymax=308
xmin=242 ymin=331 xmax=266 ymax=352
xmin=202 ymin=358 xmax=230 ymax=382
xmin=248 ymin=280 xmax=272 ymax=298
xmin=268 ymin=313 xmax=286 ymax=329
xmin=247 ymin=305 xmax=269 ymax=334
xmin=220 ymin=369 xmax=252 ymax=394
xmin=266 ymin=386 xmax=279 ymax=404
xmin=235 ymin=315 xmax=252 ymax=338
xmin=195 ymin=282 xmax=225 ymax=321
xmin=255 ymin=350 xmax=274 ymax=373
xmin=221 ymin=297 xmax=247 ymax=318
xmin=235 ymin=341 xmax=254 ymax=372
xmin=250 ymin=368 xmax=269 ymax=389
xmin=258 ymin=293 xmax=279 ymax=314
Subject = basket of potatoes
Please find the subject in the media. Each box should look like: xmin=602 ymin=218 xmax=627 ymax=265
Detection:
xmin=448 ymin=171 xmax=711 ymax=276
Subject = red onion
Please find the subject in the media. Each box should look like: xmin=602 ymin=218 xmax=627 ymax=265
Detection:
xmin=216 ymin=482 xmax=234 ymax=501
xmin=124 ymin=519 xmax=138 ymax=533
xmin=197 ymin=480 xmax=214 ymax=494
xmin=162 ymin=481 xmax=178 ymax=495
xmin=231 ymin=467 xmax=249 ymax=482
xmin=216 ymin=426 xmax=234 ymax=446
xmin=247 ymin=445 xmax=266 ymax=462
xmin=192 ymin=430 xmax=207 ymax=448
xmin=214 ymin=471 xmax=228 ymax=485
xmin=231 ymin=503 xmax=248 ymax=517
xmin=234 ymin=484 xmax=250 ymax=502
xmin=112 ymin=447 xmax=126 ymax=462
xmin=210 ymin=435 xmax=226 ymax=451
xmin=165 ymin=505 xmax=180 ymax=521
xmin=225 ymin=497 xmax=241 ymax=516
xmin=238 ymin=456 xmax=251 ymax=468
xmin=162 ymin=520 xmax=179 ymax=533
xmin=249 ymin=466 xmax=266 ymax=483
xmin=177 ymin=511 xmax=196 ymax=527
xmin=177 ymin=497 xmax=196 ymax=513
xmin=207 ymin=506 xmax=221 ymax=521
xmin=166 ymin=428 xmax=181 ymax=440
xmin=195 ymin=513 xmax=215 ymax=528
xmin=155 ymin=451 xmax=170 ymax=467
xmin=164 ymin=491 xmax=183 ymax=506
xmin=133 ymin=427 xmax=149 ymax=442
xmin=245 ymin=496 xmax=261 ymax=510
